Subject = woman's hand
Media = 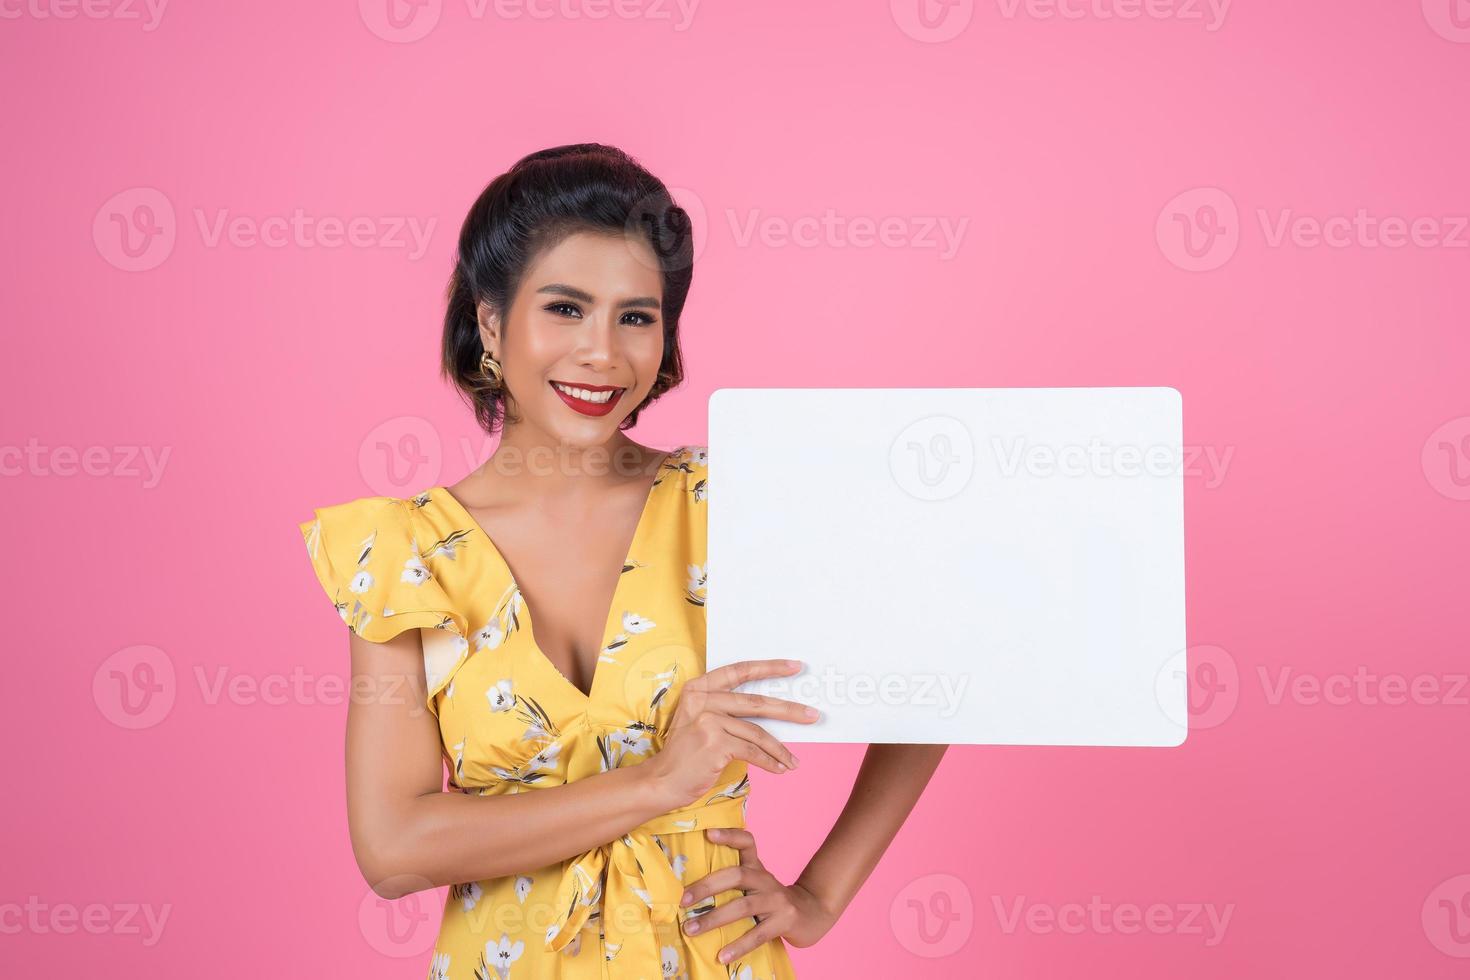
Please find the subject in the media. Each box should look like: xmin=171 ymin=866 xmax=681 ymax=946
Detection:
xmin=679 ymin=826 xmax=839 ymax=962
xmin=644 ymin=658 xmax=819 ymax=810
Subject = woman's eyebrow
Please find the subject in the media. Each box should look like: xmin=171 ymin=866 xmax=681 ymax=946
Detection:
xmin=536 ymin=283 xmax=662 ymax=311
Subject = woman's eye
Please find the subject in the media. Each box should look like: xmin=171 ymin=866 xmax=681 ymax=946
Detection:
xmin=545 ymin=303 xmax=655 ymax=326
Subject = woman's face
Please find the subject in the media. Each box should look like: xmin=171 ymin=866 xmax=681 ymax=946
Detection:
xmin=478 ymin=230 xmax=667 ymax=454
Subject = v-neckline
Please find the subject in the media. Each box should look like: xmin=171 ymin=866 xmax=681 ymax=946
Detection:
xmin=433 ymin=445 xmax=680 ymax=703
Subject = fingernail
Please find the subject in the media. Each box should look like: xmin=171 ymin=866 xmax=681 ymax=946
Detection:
xmin=719 ymin=950 xmax=731 ymax=963
xmin=681 ymin=891 xmax=692 ymax=905
xmin=686 ymin=919 xmax=700 ymax=933
xmin=804 ymin=705 xmax=820 ymax=718
xmin=786 ymin=659 xmax=802 ymax=669
xmin=789 ymin=756 xmax=800 ymax=768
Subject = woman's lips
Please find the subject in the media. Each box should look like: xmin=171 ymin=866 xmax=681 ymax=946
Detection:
xmin=549 ymin=380 xmax=625 ymax=417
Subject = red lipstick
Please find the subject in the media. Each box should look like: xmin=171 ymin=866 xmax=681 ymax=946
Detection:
xmin=548 ymin=379 xmax=626 ymax=417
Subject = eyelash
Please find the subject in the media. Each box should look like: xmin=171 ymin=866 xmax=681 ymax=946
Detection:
xmin=545 ymin=302 xmax=657 ymax=326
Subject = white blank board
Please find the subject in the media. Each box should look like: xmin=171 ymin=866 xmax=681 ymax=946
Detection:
xmin=705 ymin=387 xmax=1188 ymax=747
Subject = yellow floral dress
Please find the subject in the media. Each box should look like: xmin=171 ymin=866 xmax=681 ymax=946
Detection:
xmin=298 ymin=444 xmax=798 ymax=980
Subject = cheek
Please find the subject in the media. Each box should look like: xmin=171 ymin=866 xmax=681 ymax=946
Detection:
xmin=633 ymin=332 xmax=667 ymax=375
xmin=513 ymin=325 xmax=566 ymax=369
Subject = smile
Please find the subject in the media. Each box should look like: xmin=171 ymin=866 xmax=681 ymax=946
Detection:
xmin=549 ymin=379 xmax=627 ymax=417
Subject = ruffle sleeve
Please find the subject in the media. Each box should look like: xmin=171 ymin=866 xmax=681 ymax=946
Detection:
xmin=297 ymin=496 xmax=470 ymax=645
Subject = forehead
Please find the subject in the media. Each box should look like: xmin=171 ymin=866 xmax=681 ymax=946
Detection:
xmin=521 ymin=230 xmax=663 ymax=298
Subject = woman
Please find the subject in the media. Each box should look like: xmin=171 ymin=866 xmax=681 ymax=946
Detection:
xmin=298 ymin=143 xmax=947 ymax=978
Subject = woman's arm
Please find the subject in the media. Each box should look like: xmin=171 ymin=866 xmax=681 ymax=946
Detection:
xmin=344 ymin=628 xmax=679 ymax=899
xmin=792 ymin=743 xmax=950 ymax=920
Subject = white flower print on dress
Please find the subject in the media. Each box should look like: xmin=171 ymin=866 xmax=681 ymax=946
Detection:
xmin=595 ymin=719 xmax=658 ymax=772
xmin=603 ymin=610 xmax=657 ymax=657
xmin=514 ymin=875 xmax=532 ymax=903
xmin=685 ymin=562 xmax=707 ymax=606
xmin=648 ymin=667 xmax=679 ymax=718
xmin=660 ymin=943 xmax=688 ymax=979
xmin=609 ymin=725 xmax=652 ymax=758
xmin=401 ymin=550 xmax=432 ymax=586
xmin=653 ymin=835 xmax=690 ymax=881
xmin=480 ymin=933 xmax=524 ymax=979
xmin=524 ymin=743 xmax=561 ymax=776
xmin=487 ymin=679 xmax=515 ymax=712
xmin=459 ymin=880 xmax=482 ymax=912
xmin=428 ymin=951 xmax=451 ymax=980
xmin=421 ymin=526 xmax=474 ymax=562
xmin=491 ymin=741 xmax=562 ymax=786
xmin=515 ymin=696 xmax=560 ymax=743
xmin=622 ymin=611 xmax=657 ymax=634
xmin=474 ymin=619 xmax=505 ymax=650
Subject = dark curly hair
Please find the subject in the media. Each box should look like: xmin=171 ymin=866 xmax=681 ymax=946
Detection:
xmin=441 ymin=143 xmax=695 ymax=435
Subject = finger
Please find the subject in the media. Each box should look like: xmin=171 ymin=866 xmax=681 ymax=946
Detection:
xmin=683 ymin=893 xmax=763 ymax=937
xmin=706 ymin=826 xmax=758 ymax=858
xmin=679 ymin=865 xmax=749 ymax=910
xmin=704 ymin=688 xmax=820 ymax=725
xmin=722 ymin=716 xmax=799 ymax=770
xmin=707 ymin=828 xmax=767 ymax=872
xmin=700 ymin=658 xmax=804 ymax=694
xmin=717 ymin=916 xmax=785 ymax=967
xmin=723 ymin=731 xmax=793 ymax=775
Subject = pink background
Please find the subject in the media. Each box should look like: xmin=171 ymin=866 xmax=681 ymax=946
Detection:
xmin=4 ymin=0 xmax=1469 ymax=976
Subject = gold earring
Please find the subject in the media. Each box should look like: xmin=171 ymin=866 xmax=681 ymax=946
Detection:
xmin=479 ymin=351 xmax=504 ymax=390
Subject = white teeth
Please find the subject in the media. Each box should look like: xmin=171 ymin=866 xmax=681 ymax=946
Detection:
xmin=552 ymin=381 xmax=618 ymax=404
